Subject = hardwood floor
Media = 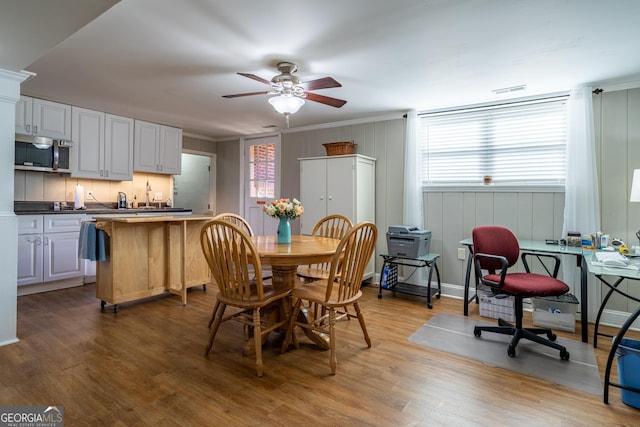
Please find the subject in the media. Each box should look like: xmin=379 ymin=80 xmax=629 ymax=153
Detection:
xmin=1 ymin=283 xmax=639 ymax=426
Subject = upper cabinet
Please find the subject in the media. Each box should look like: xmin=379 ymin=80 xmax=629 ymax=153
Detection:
xmin=134 ymin=120 xmax=182 ymax=175
xmin=71 ymin=106 xmax=134 ymax=181
xmin=15 ymin=96 xmax=71 ymax=140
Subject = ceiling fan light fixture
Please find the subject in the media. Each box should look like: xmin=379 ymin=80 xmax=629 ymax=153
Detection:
xmin=268 ymin=94 xmax=305 ymax=115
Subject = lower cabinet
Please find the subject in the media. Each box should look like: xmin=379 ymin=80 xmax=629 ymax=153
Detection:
xmin=17 ymin=215 xmax=85 ymax=287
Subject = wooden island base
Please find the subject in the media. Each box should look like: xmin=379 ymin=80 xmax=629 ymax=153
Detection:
xmin=94 ymin=215 xmax=213 ymax=311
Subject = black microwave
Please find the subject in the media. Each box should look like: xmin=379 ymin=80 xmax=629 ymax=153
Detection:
xmin=15 ymin=134 xmax=72 ymax=173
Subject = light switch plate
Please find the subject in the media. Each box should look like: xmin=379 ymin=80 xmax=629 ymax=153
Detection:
xmin=458 ymin=248 xmax=466 ymax=260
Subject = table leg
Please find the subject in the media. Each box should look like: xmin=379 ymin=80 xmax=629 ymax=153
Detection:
xmin=270 ymin=264 xmax=330 ymax=350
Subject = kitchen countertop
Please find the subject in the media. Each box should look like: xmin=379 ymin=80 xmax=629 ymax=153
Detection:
xmin=14 ymin=201 xmax=192 ymax=215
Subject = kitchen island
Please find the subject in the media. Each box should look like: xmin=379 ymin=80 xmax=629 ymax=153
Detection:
xmin=93 ymin=215 xmax=213 ymax=312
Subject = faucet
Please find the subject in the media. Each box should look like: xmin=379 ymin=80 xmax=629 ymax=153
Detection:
xmin=146 ymin=180 xmax=152 ymax=207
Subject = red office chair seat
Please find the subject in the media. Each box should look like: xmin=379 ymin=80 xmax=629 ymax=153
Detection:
xmin=472 ymin=225 xmax=570 ymax=360
xmin=482 ymin=273 xmax=568 ymax=297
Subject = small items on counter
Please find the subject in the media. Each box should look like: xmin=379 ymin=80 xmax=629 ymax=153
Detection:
xmin=166 ymin=197 xmax=172 ymax=208
xmin=132 ymin=195 xmax=138 ymax=209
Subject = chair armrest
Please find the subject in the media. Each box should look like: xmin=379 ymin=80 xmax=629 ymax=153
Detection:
xmin=520 ymin=251 xmax=561 ymax=277
xmin=473 ymin=252 xmax=509 ymax=289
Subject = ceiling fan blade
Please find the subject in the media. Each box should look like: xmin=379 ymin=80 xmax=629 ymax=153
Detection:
xmin=300 ymin=77 xmax=342 ymax=91
xmin=304 ymin=92 xmax=347 ymax=108
xmin=222 ymin=91 xmax=270 ymax=98
xmin=237 ymin=72 xmax=272 ymax=86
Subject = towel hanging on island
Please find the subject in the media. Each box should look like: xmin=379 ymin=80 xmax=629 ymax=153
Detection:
xmin=78 ymin=221 xmax=107 ymax=262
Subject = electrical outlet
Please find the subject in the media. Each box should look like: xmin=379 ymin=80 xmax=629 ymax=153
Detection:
xmin=458 ymin=247 xmax=466 ymax=260
xmin=87 ymin=191 xmax=94 ymax=200
xmin=154 ymin=192 xmax=163 ymax=201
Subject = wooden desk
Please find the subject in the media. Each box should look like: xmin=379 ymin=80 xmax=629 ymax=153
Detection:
xmin=94 ymin=215 xmax=212 ymax=312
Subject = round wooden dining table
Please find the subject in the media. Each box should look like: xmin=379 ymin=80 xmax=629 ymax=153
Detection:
xmin=251 ymin=234 xmax=340 ymax=289
xmin=250 ymin=234 xmax=341 ymax=351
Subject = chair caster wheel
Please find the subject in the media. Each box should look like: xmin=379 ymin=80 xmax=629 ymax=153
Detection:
xmin=507 ymin=346 xmax=516 ymax=357
xmin=547 ymin=332 xmax=557 ymax=341
xmin=474 ymin=327 xmax=481 ymax=337
xmin=560 ymin=349 xmax=570 ymax=361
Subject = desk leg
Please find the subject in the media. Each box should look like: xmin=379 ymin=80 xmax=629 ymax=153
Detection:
xmin=580 ymin=255 xmax=588 ymax=343
xmin=603 ymin=304 xmax=640 ymax=404
xmin=426 ymin=262 xmax=434 ymax=309
xmin=593 ymin=276 xmax=624 ymax=348
xmin=464 ymin=250 xmax=473 ymax=316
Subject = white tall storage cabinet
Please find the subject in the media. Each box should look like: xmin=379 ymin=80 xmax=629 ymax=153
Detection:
xmin=299 ymin=154 xmax=376 ymax=278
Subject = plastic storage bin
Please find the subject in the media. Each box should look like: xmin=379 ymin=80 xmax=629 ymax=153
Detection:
xmin=616 ymin=337 xmax=640 ymax=409
xmin=477 ymin=286 xmax=515 ymax=322
xmin=531 ymin=294 xmax=578 ymax=332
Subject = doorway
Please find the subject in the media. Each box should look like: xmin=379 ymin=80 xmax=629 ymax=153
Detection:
xmin=173 ymin=152 xmax=216 ymax=215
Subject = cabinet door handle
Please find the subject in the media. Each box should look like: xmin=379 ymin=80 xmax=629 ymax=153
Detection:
xmin=100 ymin=170 xmax=104 ymax=177
xmin=105 ymin=170 xmax=109 ymax=177
xmin=33 ymin=125 xmax=38 ymax=134
xmin=26 ymin=124 xmax=30 ymax=133
xmin=44 ymin=236 xmax=49 ymax=246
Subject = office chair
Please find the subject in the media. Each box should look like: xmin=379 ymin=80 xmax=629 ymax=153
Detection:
xmin=472 ymin=226 xmax=571 ymax=360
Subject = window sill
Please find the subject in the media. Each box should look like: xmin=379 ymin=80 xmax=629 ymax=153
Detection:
xmin=423 ymin=184 xmax=565 ymax=193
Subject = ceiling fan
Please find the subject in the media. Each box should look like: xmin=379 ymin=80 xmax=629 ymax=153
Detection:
xmin=222 ymin=62 xmax=347 ymax=121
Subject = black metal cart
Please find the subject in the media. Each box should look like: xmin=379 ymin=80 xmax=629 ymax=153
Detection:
xmin=378 ymin=253 xmax=441 ymax=309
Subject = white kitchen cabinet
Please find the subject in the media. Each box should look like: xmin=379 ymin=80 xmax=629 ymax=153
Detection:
xmin=299 ymin=154 xmax=376 ymax=278
xmin=17 ymin=214 xmax=85 ymax=287
xmin=134 ymin=120 xmax=182 ymax=175
xmin=72 ymin=106 xmax=134 ymax=180
xmin=15 ymin=96 xmax=71 ymax=140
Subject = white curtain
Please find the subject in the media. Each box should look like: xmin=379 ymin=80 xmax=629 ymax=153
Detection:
xmin=562 ymin=87 xmax=600 ymax=301
xmin=404 ymin=110 xmax=423 ymax=227
xmin=403 ymin=110 xmax=426 ymax=285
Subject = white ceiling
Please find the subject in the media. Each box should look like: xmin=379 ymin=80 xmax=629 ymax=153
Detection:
xmin=7 ymin=0 xmax=640 ymax=139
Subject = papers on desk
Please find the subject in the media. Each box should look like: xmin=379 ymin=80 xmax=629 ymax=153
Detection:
xmin=592 ymin=251 xmax=639 ymax=269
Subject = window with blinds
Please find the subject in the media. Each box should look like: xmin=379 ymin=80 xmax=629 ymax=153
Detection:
xmin=419 ymin=96 xmax=568 ymax=188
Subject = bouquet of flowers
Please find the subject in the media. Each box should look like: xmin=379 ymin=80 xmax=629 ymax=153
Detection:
xmin=263 ymin=198 xmax=304 ymax=220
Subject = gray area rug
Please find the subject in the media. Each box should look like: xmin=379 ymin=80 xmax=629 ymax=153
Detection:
xmin=409 ymin=313 xmax=602 ymax=395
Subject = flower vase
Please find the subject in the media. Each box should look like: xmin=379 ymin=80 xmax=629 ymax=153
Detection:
xmin=277 ymin=218 xmax=291 ymax=244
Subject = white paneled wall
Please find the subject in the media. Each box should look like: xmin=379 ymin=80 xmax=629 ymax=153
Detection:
xmin=596 ymin=88 xmax=640 ymax=315
xmin=216 ymin=88 xmax=640 ymax=326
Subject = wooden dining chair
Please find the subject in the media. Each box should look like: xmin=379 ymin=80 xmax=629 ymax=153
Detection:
xmin=212 ymin=212 xmax=254 ymax=236
xmin=281 ymin=221 xmax=378 ymax=375
xmin=297 ymin=214 xmax=353 ymax=281
xmin=201 ymin=219 xmax=291 ymax=377
xmin=212 ymin=213 xmax=272 ymax=284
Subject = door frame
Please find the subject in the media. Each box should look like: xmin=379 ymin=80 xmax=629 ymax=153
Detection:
xmin=241 ymin=132 xmax=281 ymax=234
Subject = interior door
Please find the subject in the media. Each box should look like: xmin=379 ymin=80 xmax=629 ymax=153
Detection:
xmin=244 ymin=135 xmax=280 ymax=236
xmin=173 ymin=152 xmax=215 ymax=215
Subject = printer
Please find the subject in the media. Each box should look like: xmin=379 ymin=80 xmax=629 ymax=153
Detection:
xmin=386 ymin=225 xmax=431 ymax=258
